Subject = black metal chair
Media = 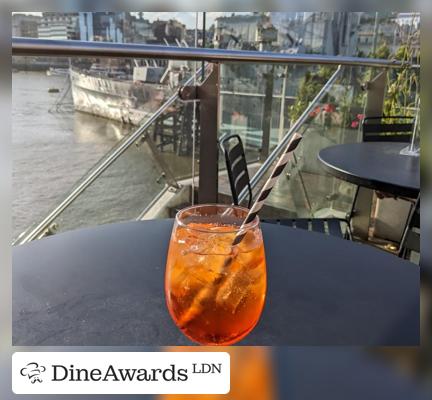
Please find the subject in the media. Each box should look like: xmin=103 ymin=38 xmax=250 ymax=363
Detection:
xmin=351 ymin=116 xmax=415 ymax=206
xmin=362 ymin=116 xmax=414 ymax=143
xmin=398 ymin=196 xmax=420 ymax=260
xmin=219 ymin=134 xmax=351 ymax=239
xmin=219 ymin=133 xmax=253 ymax=208
xmin=348 ymin=115 xmax=415 ymax=242
xmin=350 ymin=115 xmax=415 ymax=212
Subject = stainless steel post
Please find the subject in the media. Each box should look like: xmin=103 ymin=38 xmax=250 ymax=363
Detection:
xmin=260 ymin=66 xmax=275 ymax=161
xmin=197 ymin=63 xmax=220 ymax=203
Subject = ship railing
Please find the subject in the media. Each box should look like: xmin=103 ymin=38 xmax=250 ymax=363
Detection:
xmin=12 ymin=38 xmax=419 ymax=244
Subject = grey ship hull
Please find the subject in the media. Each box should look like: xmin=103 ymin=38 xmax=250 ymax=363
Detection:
xmin=70 ymin=69 xmax=168 ymax=126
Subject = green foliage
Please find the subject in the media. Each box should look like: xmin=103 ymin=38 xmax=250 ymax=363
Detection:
xmin=370 ymin=41 xmax=391 ymax=59
xmin=289 ymin=66 xmax=336 ymax=122
xmin=383 ymin=40 xmax=419 ymax=117
xmin=288 ymin=26 xmax=419 ymax=127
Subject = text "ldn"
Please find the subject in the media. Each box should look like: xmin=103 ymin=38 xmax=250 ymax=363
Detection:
xmin=192 ymin=363 xmax=222 ymax=374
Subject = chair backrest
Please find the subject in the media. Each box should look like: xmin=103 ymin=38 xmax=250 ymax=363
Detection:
xmin=219 ymin=134 xmax=252 ymax=208
xmin=362 ymin=116 xmax=414 ymax=142
xmin=398 ymin=196 xmax=420 ymax=259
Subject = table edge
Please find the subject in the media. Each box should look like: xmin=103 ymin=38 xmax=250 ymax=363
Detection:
xmin=317 ymin=144 xmax=419 ymax=198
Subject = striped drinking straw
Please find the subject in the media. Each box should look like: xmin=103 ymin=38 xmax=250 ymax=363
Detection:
xmin=232 ymin=132 xmax=303 ymax=246
xmin=178 ymin=132 xmax=303 ymax=328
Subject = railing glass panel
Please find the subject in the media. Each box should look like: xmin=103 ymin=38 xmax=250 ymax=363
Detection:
xmin=12 ymin=55 xmax=200 ymax=244
xmin=219 ymin=63 xmax=323 ymax=162
xmin=12 ymin=59 xmax=131 ymax=240
xmin=46 ymin=139 xmax=169 ymax=234
xmin=249 ymin=66 xmax=381 ymax=219
xmin=218 ymin=62 xmax=337 ymax=201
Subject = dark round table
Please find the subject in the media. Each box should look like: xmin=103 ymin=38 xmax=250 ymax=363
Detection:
xmin=318 ymin=142 xmax=420 ymax=198
xmin=13 ymin=219 xmax=419 ymax=346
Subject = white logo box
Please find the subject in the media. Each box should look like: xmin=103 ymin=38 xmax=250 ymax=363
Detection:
xmin=13 ymin=352 xmax=230 ymax=394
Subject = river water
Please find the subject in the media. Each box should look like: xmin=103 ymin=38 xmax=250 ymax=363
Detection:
xmin=12 ymin=71 xmax=149 ymax=239
xmin=11 ymin=70 xmax=294 ymax=241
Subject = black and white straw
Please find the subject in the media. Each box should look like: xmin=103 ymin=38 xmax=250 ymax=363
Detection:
xmin=232 ymin=132 xmax=303 ymax=246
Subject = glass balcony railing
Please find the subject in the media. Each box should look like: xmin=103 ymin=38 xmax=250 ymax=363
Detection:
xmin=12 ymin=63 xmax=204 ymax=243
xmin=244 ymin=65 xmax=377 ymax=220
xmin=12 ymin=38 xmax=418 ymax=245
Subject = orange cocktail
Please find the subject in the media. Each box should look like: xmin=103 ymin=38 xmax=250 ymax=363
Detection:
xmin=165 ymin=204 xmax=266 ymax=345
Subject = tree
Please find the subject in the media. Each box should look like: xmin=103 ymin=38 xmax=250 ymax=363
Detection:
xmin=383 ymin=34 xmax=419 ymax=117
xmin=289 ymin=66 xmax=336 ymax=123
xmin=370 ymin=41 xmax=390 ymax=59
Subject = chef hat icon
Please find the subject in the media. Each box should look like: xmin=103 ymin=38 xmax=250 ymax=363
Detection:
xmin=20 ymin=362 xmax=46 ymax=383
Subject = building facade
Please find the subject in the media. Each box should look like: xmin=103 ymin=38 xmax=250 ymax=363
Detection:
xmin=300 ymin=12 xmax=360 ymax=56
xmin=79 ymin=12 xmax=134 ymax=43
xmin=151 ymin=19 xmax=186 ymax=44
xmin=130 ymin=13 xmax=154 ymax=43
xmin=79 ymin=12 xmax=94 ymax=41
xmin=396 ymin=12 xmax=420 ymax=29
xmin=12 ymin=14 xmax=41 ymax=38
xmin=213 ymin=13 xmax=277 ymax=50
xmin=38 ymin=12 xmax=79 ymax=40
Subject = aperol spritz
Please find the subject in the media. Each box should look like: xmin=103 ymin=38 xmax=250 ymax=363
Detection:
xmin=165 ymin=204 xmax=266 ymax=345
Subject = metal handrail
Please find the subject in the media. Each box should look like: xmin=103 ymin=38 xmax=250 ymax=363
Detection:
xmin=238 ymin=65 xmax=344 ymax=203
xmin=13 ymin=70 xmax=201 ymax=245
xmin=12 ymin=37 xmax=415 ymax=69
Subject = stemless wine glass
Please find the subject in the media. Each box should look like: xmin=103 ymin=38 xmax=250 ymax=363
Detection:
xmin=165 ymin=204 xmax=267 ymax=345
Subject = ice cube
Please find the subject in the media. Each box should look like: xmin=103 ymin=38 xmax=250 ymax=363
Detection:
xmin=235 ymin=249 xmax=263 ymax=271
xmin=237 ymin=229 xmax=261 ymax=252
xmin=215 ymin=268 xmax=254 ymax=314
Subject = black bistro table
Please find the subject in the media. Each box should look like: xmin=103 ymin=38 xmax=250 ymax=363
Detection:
xmin=13 ymin=219 xmax=419 ymax=346
xmin=318 ymin=142 xmax=420 ymax=198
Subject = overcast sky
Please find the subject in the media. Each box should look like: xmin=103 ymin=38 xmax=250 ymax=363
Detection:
xmin=12 ymin=12 xmax=251 ymax=28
